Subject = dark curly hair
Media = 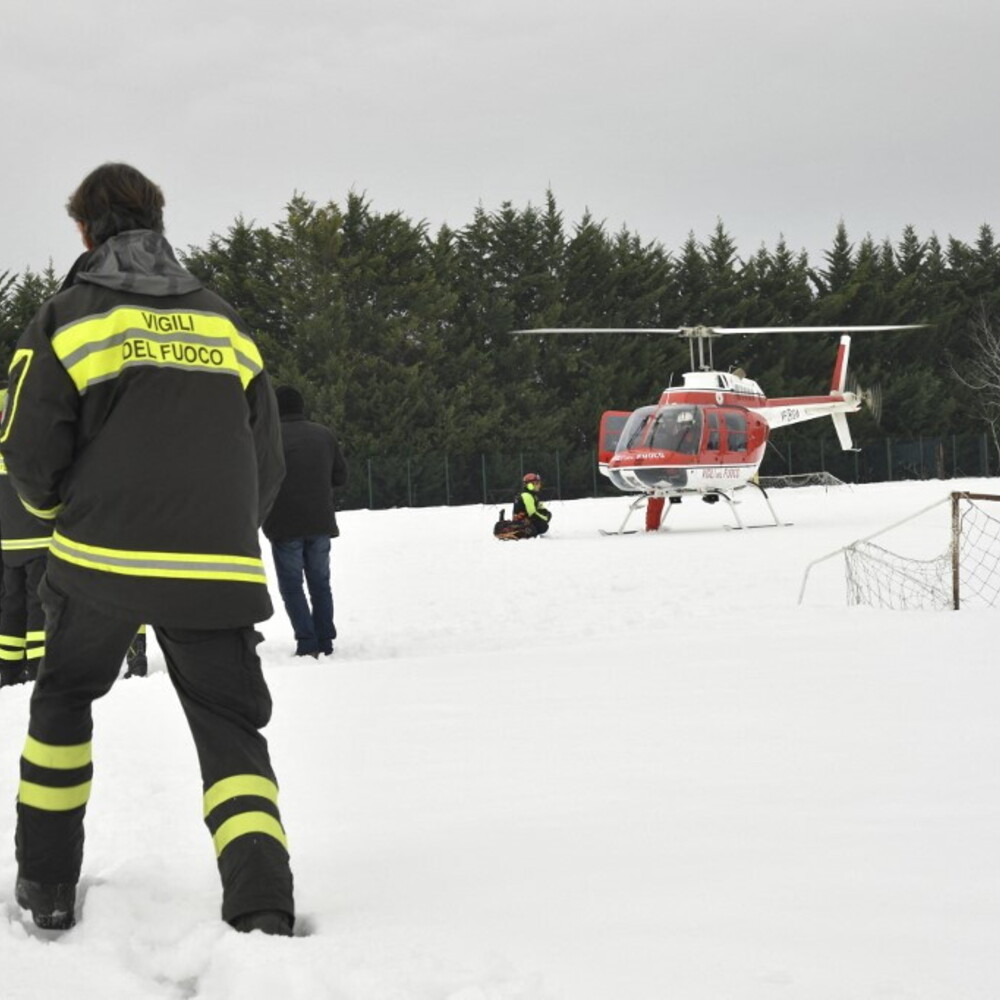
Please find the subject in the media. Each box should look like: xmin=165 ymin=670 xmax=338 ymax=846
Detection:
xmin=66 ymin=163 xmax=165 ymax=247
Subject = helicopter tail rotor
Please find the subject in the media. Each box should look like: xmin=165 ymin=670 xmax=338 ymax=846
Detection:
xmin=848 ymin=377 xmax=883 ymax=424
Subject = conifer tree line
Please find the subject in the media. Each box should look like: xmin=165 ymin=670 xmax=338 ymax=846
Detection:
xmin=2 ymin=190 xmax=999 ymax=496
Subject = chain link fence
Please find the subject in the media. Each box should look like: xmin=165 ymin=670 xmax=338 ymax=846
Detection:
xmin=338 ymin=433 xmax=997 ymax=512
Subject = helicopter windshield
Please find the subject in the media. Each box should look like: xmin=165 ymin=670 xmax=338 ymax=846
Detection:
xmin=649 ymin=406 xmax=701 ymax=454
xmin=616 ymin=406 xmax=658 ymax=451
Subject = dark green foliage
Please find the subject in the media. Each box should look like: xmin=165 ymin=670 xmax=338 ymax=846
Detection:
xmin=0 ymin=266 xmax=60 ymax=372
xmin=4 ymin=194 xmax=998 ymax=500
xmin=179 ymin=198 xmax=1000 ymax=482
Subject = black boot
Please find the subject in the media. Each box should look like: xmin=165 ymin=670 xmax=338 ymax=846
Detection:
xmin=231 ymin=909 xmax=294 ymax=936
xmin=125 ymin=631 xmax=147 ymax=677
xmin=15 ymin=877 xmax=77 ymax=930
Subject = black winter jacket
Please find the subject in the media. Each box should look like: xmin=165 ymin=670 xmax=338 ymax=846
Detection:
xmin=0 ymin=230 xmax=284 ymax=628
xmin=263 ymin=414 xmax=347 ymax=542
xmin=0 ymin=453 xmax=51 ymax=568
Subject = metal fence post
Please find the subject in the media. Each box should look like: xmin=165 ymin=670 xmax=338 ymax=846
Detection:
xmin=367 ymin=457 xmax=374 ymax=509
xmin=952 ymin=492 xmax=961 ymax=610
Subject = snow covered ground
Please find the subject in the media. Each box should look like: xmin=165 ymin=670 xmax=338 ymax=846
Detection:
xmin=1 ymin=477 xmax=998 ymax=1000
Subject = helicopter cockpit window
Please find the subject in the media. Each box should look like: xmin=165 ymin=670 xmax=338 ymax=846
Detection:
xmin=706 ymin=410 xmax=720 ymax=450
xmin=649 ymin=406 xmax=701 ymax=454
xmin=723 ymin=410 xmax=748 ymax=451
xmin=617 ymin=405 xmax=658 ymax=451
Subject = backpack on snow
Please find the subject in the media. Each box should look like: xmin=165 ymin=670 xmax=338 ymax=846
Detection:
xmin=492 ymin=508 xmax=534 ymax=541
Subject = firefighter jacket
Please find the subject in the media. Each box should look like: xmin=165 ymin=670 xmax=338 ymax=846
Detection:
xmin=263 ymin=414 xmax=347 ymax=543
xmin=0 ymin=452 xmax=51 ymax=568
xmin=0 ymin=230 xmax=285 ymax=629
xmin=513 ymin=487 xmax=551 ymax=528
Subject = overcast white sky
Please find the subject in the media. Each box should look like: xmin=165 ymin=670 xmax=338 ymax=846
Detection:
xmin=2 ymin=0 xmax=998 ymax=278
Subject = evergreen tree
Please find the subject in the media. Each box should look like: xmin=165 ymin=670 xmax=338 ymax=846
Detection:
xmin=172 ymin=189 xmax=1000 ymax=493
xmin=0 ymin=266 xmax=60 ymax=370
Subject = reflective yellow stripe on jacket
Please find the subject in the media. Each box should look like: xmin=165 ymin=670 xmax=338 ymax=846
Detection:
xmin=50 ymin=531 xmax=266 ymax=584
xmin=1 ymin=536 xmax=52 ymax=552
xmin=51 ymin=306 xmax=264 ymax=393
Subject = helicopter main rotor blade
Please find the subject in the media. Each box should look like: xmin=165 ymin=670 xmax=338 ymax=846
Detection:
xmin=511 ymin=324 xmax=926 ymax=336
xmin=510 ymin=327 xmax=686 ymax=335
xmin=710 ymin=325 xmax=927 ymax=334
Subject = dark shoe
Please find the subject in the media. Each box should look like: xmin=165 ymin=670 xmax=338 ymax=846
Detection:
xmin=125 ymin=632 xmax=147 ymax=677
xmin=15 ymin=877 xmax=76 ymax=930
xmin=18 ymin=662 xmax=38 ymax=684
xmin=231 ymin=909 xmax=294 ymax=936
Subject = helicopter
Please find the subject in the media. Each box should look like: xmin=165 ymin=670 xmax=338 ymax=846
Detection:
xmin=513 ymin=325 xmax=924 ymax=533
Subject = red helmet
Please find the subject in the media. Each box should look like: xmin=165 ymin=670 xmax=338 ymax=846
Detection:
xmin=523 ymin=472 xmax=542 ymax=487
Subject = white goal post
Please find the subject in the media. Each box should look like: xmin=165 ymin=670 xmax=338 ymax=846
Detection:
xmin=798 ymin=492 xmax=1000 ymax=609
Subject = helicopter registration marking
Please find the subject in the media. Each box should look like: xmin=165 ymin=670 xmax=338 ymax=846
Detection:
xmin=699 ymin=467 xmax=741 ymax=480
xmin=779 ymin=407 xmax=801 ymax=423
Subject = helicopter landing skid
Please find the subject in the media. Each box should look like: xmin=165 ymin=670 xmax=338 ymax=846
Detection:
xmin=718 ymin=481 xmax=791 ymax=530
xmin=601 ymin=482 xmax=790 ymax=535
xmin=601 ymin=492 xmax=669 ymax=535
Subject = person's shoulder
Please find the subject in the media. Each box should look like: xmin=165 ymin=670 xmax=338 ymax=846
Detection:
xmin=286 ymin=418 xmax=337 ymax=447
xmin=24 ymin=282 xmax=101 ymax=337
xmin=303 ymin=419 xmax=338 ymax=440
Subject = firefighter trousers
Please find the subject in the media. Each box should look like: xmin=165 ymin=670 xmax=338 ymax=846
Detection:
xmin=0 ymin=556 xmax=46 ymax=683
xmin=15 ymin=575 xmax=294 ymax=924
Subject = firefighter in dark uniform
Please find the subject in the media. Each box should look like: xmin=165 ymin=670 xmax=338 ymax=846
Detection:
xmin=1 ymin=163 xmax=293 ymax=935
xmin=0 ymin=445 xmax=51 ymax=686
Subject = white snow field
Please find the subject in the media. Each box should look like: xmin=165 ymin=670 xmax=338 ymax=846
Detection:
xmin=1 ymin=476 xmax=998 ymax=1000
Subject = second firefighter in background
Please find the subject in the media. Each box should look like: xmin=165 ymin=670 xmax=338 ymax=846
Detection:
xmin=0 ymin=390 xmax=50 ymax=685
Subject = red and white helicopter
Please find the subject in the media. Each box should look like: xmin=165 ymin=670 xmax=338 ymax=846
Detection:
xmin=515 ymin=324 xmax=922 ymax=533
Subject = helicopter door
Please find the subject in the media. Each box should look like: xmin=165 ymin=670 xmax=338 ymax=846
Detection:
xmin=721 ymin=409 xmax=749 ymax=455
xmin=598 ymin=410 xmax=633 ymax=464
xmin=705 ymin=409 xmax=721 ymax=454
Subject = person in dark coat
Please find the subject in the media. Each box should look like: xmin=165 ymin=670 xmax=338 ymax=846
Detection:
xmin=0 ymin=432 xmax=51 ymax=686
xmin=263 ymin=386 xmax=347 ymax=657
xmin=2 ymin=163 xmax=294 ymax=935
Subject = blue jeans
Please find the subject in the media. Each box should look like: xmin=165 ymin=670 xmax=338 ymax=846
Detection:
xmin=271 ymin=536 xmax=335 ymax=655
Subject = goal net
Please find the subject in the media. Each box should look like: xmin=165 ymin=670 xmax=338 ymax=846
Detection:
xmin=758 ymin=472 xmax=847 ymax=490
xmin=801 ymin=492 xmax=1000 ymax=609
